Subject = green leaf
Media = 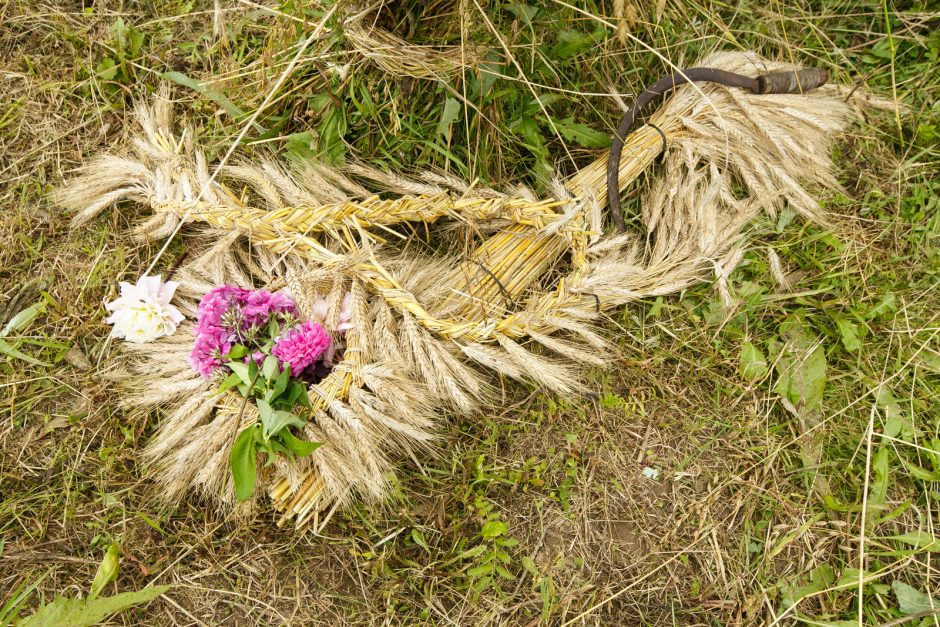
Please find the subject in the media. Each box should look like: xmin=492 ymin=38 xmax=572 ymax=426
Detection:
xmin=833 ymin=315 xmax=862 ymax=352
xmin=317 ymin=106 xmax=347 ymax=164
xmin=773 ymin=316 xmax=827 ymax=415
xmin=230 ymin=427 xmax=258 ymax=502
xmin=887 ymin=531 xmax=940 ymax=552
xmin=739 ymin=341 xmax=768 ymax=381
xmin=466 ymin=562 xmax=494 ymax=578
xmin=877 ymin=387 xmax=911 ymax=439
xmin=892 ymin=580 xmax=939 ymax=615
xmin=480 ymin=521 xmax=507 ymax=540
xmin=256 ymin=398 xmax=274 ymax=423
xmin=835 ymin=567 xmax=865 ymax=588
xmin=110 ymin=17 xmax=127 ymax=58
xmin=436 ymin=97 xmax=461 ymax=142
xmin=280 ymin=428 xmax=320 ymax=457
xmin=225 ymin=344 xmax=249 ymax=360
xmin=20 ymin=586 xmax=169 ymax=627
xmin=505 ymin=2 xmax=538 ymax=25
xmin=272 ymin=365 xmax=290 ymax=400
xmin=161 ymin=71 xmax=254 ymax=126
xmin=226 ymin=361 xmax=252 ymax=386
xmin=778 ymin=564 xmax=835 ymax=608
xmin=411 ymin=528 xmax=430 ymax=552
xmin=262 ymin=355 xmax=279 ymax=381
xmin=516 ymin=117 xmax=552 ymax=186
xmin=866 ymin=293 xmax=896 ymax=319
xmin=217 ymin=372 xmax=243 ymax=395
xmin=550 ymin=29 xmax=595 ymax=59
xmin=900 ymin=457 xmax=940 ymax=482
xmin=549 ymin=116 xmax=610 ymax=148
xmin=89 ymin=543 xmax=120 ymax=601
xmin=257 ymin=399 xmax=304 ymax=438
xmin=454 ymin=545 xmax=487 ymax=561
xmin=127 ymin=25 xmax=144 ymax=58
xmin=286 ymin=381 xmax=311 ymax=409
xmin=521 ymin=556 xmax=539 ymax=577
xmin=0 ymin=338 xmax=51 ymax=367
xmin=1 ymin=300 xmax=45 ymax=338
xmin=285 ymin=131 xmax=317 ymax=160
xmin=95 ymin=57 xmax=118 ymax=81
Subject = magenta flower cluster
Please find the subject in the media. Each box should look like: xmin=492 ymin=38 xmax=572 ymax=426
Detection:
xmin=189 ymin=285 xmax=312 ymax=378
xmin=271 ymin=321 xmax=331 ymax=374
xmin=189 ymin=285 xmax=333 ymax=379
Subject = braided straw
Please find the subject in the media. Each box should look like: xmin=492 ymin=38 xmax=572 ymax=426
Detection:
xmin=148 ymin=121 xmax=674 ymax=345
xmin=153 ymin=194 xmax=570 ymax=236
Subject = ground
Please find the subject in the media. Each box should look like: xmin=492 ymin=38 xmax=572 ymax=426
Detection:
xmin=1 ymin=0 xmax=938 ymax=625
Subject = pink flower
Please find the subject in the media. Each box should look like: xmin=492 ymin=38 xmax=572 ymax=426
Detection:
xmin=308 ymin=293 xmax=354 ymax=333
xmin=241 ymin=289 xmax=295 ymax=327
xmin=337 ymin=293 xmax=354 ymax=332
xmin=245 ymin=351 xmax=266 ymax=366
xmin=188 ymin=285 xmax=297 ymax=378
xmin=188 ymin=327 xmax=233 ymax=378
xmin=272 ymin=321 xmax=331 ymax=374
xmin=196 ymin=285 xmax=246 ymax=326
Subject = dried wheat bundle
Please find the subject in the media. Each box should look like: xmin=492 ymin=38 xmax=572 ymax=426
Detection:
xmin=57 ymin=51 xmax=863 ymax=529
xmin=345 ymin=21 xmax=481 ymax=80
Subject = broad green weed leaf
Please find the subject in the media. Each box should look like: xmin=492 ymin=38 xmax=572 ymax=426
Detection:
xmin=876 ymin=387 xmax=913 ymax=439
xmin=550 ymin=116 xmax=610 ymax=148
xmin=225 ymin=344 xmax=248 ymax=360
xmin=20 ymin=586 xmax=169 ymax=627
xmin=262 ymin=355 xmax=278 ymax=381
xmin=436 ymin=97 xmax=461 ymax=142
xmin=89 ymin=543 xmax=120 ymax=601
xmin=217 ymin=372 xmax=243 ymax=395
xmin=272 ymin=366 xmax=290 ymax=400
xmin=550 ymin=29 xmax=597 ymax=59
xmin=892 ymin=580 xmax=938 ymax=615
xmin=96 ymin=57 xmax=118 ymax=81
xmin=258 ymin=399 xmax=304 ymax=438
xmin=454 ymin=545 xmax=487 ymax=561
xmin=866 ymin=293 xmax=896 ymax=319
xmin=778 ymin=565 xmax=835 ymax=608
xmin=833 ymin=316 xmax=862 ymax=352
xmin=773 ymin=316 xmax=827 ymax=414
xmin=739 ymin=341 xmax=768 ymax=381
xmin=480 ymin=521 xmax=507 ymax=540
xmin=411 ymin=528 xmax=429 ymax=552
xmin=317 ymin=106 xmax=347 ymax=164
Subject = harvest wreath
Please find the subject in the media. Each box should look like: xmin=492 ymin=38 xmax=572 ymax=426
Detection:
xmin=58 ymin=51 xmax=872 ymax=530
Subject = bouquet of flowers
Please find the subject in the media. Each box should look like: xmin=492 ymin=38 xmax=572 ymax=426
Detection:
xmin=186 ymin=285 xmax=347 ymax=501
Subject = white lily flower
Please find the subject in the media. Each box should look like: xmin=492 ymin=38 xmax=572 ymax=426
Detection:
xmin=105 ymin=274 xmax=184 ymax=343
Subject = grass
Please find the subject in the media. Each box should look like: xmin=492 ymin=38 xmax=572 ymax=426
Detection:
xmin=1 ymin=0 xmax=938 ymax=624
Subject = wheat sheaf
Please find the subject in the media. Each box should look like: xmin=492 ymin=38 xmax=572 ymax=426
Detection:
xmin=57 ymin=51 xmax=868 ymax=530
